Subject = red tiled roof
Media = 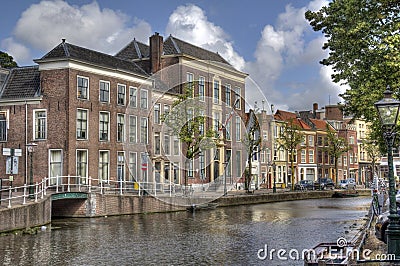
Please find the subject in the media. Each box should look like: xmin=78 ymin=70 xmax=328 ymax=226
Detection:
xmin=274 ymin=110 xmax=311 ymax=130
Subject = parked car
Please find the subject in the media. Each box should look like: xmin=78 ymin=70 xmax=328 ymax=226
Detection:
xmin=294 ymin=180 xmax=314 ymax=190
xmin=339 ymin=179 xmax=356 ymax=189
xmin=314 ymin=178 xmax=335 ymax=190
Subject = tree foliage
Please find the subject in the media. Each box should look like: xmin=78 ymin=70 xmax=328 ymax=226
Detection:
xmin=305 ymin=0 xmax=400 ymax=145
xmin=323 ymin=124 xmax=350 ymax=185
xmin=163 ymin=84 xmax=215 ymax=188
xmin=277 ymin=118 xmax=304 ymax=190
xmin=0 ymin=51 xmax=18 ymax=68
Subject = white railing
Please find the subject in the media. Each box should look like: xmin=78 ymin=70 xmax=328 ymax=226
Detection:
xmin=0 ymin=176 xmax=192 ymax=208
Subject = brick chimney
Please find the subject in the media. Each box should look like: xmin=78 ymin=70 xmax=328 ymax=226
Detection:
xmin=150 ymin=32 xmax=163 ymax=73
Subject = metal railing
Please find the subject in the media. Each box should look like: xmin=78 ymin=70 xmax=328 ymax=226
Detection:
xmin=0 ymin=175 xmax=208 ymax=208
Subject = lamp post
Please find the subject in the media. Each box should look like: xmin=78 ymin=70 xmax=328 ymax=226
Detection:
xmin=26 ymin=143 xmax=37 ymax=199
xmin=272 ymin=162 xmax=276 ymax=193
xmin=374 ymin=88 xmax=400 ymax=258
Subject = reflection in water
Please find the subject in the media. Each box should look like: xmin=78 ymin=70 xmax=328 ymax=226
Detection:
xmin=0 ymin=197 xmax=370 ymax=266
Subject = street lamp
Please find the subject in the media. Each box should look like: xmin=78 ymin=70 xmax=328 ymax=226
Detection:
xmin=26 ymin=143 xmax=37 ymax=199
xmin=374 ymin=88 xmax=400 ymax=258
xmin=272 ymin=162 xmax=276 ymax=193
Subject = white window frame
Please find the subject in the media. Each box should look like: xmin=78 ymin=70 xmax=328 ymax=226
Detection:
xmin=129 ymin=115 xmax=137 ymax=143
xmin=77 ymin=108 xmax=88 ymax=140
xmin=99 ymin=150 xmax=110 ymax=183
xmin=77 ymin=75 xmax=89 ymax=100
xmin=76 ymin=149 xmax=88 ymax=180
xmin=33 ymin=109 xmax=47 ymax=140
xmin=99 ymin=80 xmax=110 ymax=103
xmin=99 ymin=111 xmax=110 ymax=141
xmin=49 ymin=149 xmax=63 ymax=181
xmin=117 ymin=113 xmax=125 ymax=142
xmin=129 ymin=87 xmax=137 ymax=108
xmin=117 ymin=84 xmax=126 ymax=106
xmin=140 ymin=89 xmax=148 ymax=109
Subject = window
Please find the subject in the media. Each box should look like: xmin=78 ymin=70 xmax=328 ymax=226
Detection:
xmin=343 ymin=156 xmax=348 ymax=166
xmin=117 ymin=114 xmax=125 ymax=142
xmin=226 ymin=149 xmax=232 ymax=177
xmin=49 ymin=149 xmax=62 ymax=180
xmin=164 ymin=134 xmax=170 ymax=155
xmin=349 ymin=136 xmax=355 ymax=145
xmin=129 ymin=152 xmax=137 ymax=181
xmin=77 ymin=76 xmax=88 ymax=100
xmin=234 ymin=87 xmax=241 ymax=109
xmin=173 ymin=137 xmax=179 ymax=155
xmin=260 ymin=150 xmax=266 ymax=163
xmin=263 ymin=131 xmax=268 ymax=141
xmin=214 ymin=112 xmax=220 ymax=133
xmin=99 ymin=81 xmax=109 ymax=102
xmin=140 ymin=89 xmax=148 ymax=109
xmin=0 ymin=112 xmax=8 ymax=141
xmin=187 ymin=73 xmax=194 ymax=94
xmin=154 ymin=104 xmax=161 ymax=124
xmin=225 ymin=84 xmax=231 ymax=106
xmin=199 ymin=110 xmax=205 ymax=136
xmin=187 ymin=159 xmax=194 ymax=178
xmin=117 ymin=84 xmax=126 ymax=105
xmin=76 ymin=150 xmax=88 ymax=180
xmin=225 ymin=114 xmax=231 ymax=140
xmin=235 ymin=116 xmax=241 ymax=141
xmin=213 ymin=80 xmax=220 ymax=104
xmin=236 ymin=150 xmax=242 ymax=177
xmin=117 ymin=151 xmax=125 ymax=182
xmin=99 ymin=150 xmax=109 ymax=182
xmin=141 ymin=153 xmax=148 ymax=182
xmin=309 ymin=150 xmax=314 ymax=163
xmin=308 ymin=135 xmax=314 ymax=146
xmin=99 ymin=112 xmax=109 ymax=141
xmin=77 ymin=109 xmax=88 ymax=140
xmin=154 ymin=133 xmax=161 ymax=155
xmin=301 ymin=136 xmax=306 ymax=146
xmin=129 ymin=87 xmax=137 ymax=108
xmin=164 ymin=105 xmax=170 ymax=117
xmin=199 ymin=151 xmax=205 ymax=179
xmin=129 ymin=115 xmax=137 ymax=143
xmin=301 ymin=150 xmax=306 ymax=163
xmin=199 ymin=76 xmax=205 ymax=101
xmin=140 ymin=117 xmax=148 ymax=144
xmin=34 ymin=110 xmax=47 ymax=140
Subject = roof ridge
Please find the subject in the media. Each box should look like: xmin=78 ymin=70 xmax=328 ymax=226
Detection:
xmin=133 ymin=39 xmax=142 ymax=58
xmin=169 ymin=35 xmax=181 ymax=54
xmin=62 ymin=39 xmax=70 ymax=57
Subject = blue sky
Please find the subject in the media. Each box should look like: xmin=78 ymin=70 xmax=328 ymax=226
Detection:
xmin=0 ymin=0 xmax=346 ymax=111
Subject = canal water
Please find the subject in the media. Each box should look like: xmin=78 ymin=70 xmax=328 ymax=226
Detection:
xmin=0 ymin=197 xmax=371 ymax=266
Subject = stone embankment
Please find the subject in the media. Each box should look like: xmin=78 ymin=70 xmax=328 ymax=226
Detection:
xmin=0 ymin=189 xmax=371 ymax=234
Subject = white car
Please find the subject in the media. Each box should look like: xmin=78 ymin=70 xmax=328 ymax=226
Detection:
xmin=339 ymin=179 xmax=356 ymax=189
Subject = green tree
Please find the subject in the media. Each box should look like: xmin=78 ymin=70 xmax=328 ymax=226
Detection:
xmin=0 ymin=51 xmax=18 ymax=68
xmin=277 ymin=118 xmax=304 ymax=191
xmin=362 ymin=137 xmax=382 ymax=182
xmin=163 ymin=83 xmax=215 ymax=193
xmin=243 ymin=109 xmax=261 ymax=192
xmin=305 ymin=0 xmax=400 ymax=140
xmin=324 ymin=125 xmax=350 ymax=186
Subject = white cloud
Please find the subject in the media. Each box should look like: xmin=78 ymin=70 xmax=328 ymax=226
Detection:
xmin=166 ymin=4 xmax=245 ymax=70
xmin=1 ymin=37 xmax=31 ymax=65
xmin=4 ymin=0 xmax=152 ymax=65
xmin=244 ymin=0 xmax=343 ymax=112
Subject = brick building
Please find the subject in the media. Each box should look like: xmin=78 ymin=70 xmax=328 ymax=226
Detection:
xmin=0 ymin=33 xmax=247 ymax=191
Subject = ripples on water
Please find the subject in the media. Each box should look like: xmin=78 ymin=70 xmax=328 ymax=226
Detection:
xmin=0 ymin=197 xmax=371 ymax=266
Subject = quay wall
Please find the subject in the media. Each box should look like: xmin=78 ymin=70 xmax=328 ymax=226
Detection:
xmin=0 ymin=197 xmax=51 ymax=233
xmin=0 ymin=189 xmax=371 ymax=233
